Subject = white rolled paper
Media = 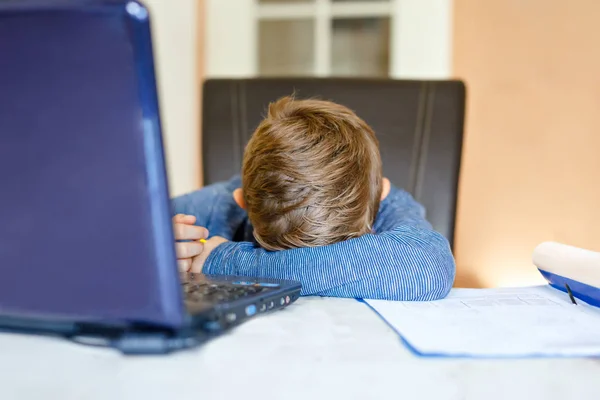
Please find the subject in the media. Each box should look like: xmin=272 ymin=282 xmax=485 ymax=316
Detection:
xmin=532 ymin=242 xmax=600 ymax=288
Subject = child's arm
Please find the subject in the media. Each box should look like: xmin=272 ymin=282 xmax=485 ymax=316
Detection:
xmin=202 ymin=186 xmax=455 ymax=301
xmin=170 ymin=176 xmax=247 ymax=271
xmin=372 ymin=186 xmax=434 ymax=233
xmin=170 ymin=175 xmax=246 ymax=240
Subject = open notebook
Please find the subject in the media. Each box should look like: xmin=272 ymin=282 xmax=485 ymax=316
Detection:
xmin=364 ymin=242 xmax=600 ymax=358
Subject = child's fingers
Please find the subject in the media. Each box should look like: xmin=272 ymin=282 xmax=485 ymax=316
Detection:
xmin=181 ymin=215 xmax=196 ymax=224
xmin=175 ymin=241 xmax=204 ymax=259
xmin=173 ymin=214 xmax=197 ymax=225
xmin=189 ymin=236 xmax=228 ymax=274
xmin=173 ymin=223 xmax=209 ymax=241
xmin=177 ymin=259 xmax=192 ymax=272
xmin=173 ymin=214 xmax=187 ymax=223
xmin=190 ymin=254 xmax=207 ymax=274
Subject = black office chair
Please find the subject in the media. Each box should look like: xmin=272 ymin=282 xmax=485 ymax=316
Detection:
xmin=202 ymin=78 xmax=466 ymax=247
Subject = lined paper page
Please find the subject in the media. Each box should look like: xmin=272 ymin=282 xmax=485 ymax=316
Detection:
xmin=365 ymin=286 xmax=600 ymax=357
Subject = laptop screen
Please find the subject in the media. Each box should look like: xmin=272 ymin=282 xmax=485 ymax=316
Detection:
xmin=0 ymin=1 xmax=183 ymax=326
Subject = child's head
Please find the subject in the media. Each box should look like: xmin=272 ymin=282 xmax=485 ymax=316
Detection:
xmin=233 ymin=96 xmax=388 ymax=251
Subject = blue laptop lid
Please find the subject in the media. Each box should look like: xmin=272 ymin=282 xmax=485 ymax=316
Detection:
xmin=0 ymin=0 xmax=185 ymax=327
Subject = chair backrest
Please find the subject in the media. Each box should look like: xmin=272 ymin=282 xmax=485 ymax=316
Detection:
xmin=202 ymin=78 xmax=465 ymax=247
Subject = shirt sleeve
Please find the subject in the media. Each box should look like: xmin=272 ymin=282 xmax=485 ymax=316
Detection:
xmin=373 ymin=185 xmax=433 ymax=232
xmin=170 ymin=176 xmax=247 ymax=240
xmin=202 ymin=186 xmax=456 ymax=300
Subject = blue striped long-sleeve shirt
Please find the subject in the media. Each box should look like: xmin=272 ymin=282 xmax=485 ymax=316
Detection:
xmin=172 ymin=176 xmax=455 ymax=301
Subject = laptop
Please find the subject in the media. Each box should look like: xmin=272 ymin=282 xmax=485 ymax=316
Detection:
xmin=0 ymin=0 xmax=301 ymax=354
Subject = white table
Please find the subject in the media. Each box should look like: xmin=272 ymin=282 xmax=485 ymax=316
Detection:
xmin=1 ymin=297 xmax=599 ymax=400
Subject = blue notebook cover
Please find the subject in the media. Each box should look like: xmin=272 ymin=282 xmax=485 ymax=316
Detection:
xmin=538 ymin=269 xmax=600 ymax=308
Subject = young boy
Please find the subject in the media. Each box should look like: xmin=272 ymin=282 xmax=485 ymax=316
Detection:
xmin=172 ymin=97 xmax=455 ymax=300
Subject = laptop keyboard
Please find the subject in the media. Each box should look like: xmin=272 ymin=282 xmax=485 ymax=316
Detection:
xmin=182 ymin=281 xmax=270 ymax=304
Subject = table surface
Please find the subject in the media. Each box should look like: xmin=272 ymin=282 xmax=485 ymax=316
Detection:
xmin=1 ymin=297 xmax=599 ymax=400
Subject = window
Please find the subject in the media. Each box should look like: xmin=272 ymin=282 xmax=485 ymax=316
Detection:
xmin=205 ymin=0 xmax=451 ymax=79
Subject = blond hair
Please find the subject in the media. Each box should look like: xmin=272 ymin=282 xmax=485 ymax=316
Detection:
xmin=242 ymin=96 xmax=383 ymax=251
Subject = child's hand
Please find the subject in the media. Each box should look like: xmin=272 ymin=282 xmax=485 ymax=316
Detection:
xmin=172 ymin=214 xmax=209 ymax=272
xmin=189 ymin=236 xmax=229 ymax=273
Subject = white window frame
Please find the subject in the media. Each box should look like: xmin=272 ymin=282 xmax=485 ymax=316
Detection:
xmin=205 ymin=0 xmax=452 ymax=79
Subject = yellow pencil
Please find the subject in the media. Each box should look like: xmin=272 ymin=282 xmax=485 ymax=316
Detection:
xmin=199 ymin=239 xmax=207 ymax=243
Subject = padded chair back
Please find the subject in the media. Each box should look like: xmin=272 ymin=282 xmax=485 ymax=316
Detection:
xmin=202 ymin=78 xmax=465 ymax=247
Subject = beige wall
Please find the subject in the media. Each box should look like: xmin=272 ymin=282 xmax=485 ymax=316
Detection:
xmin=144 ymin=0 xmax=202 ymax=197
xmin=453 ymin=0 xmax=600 ymax=287
xmin=146 ymin=0 xmax=600 ymax=287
